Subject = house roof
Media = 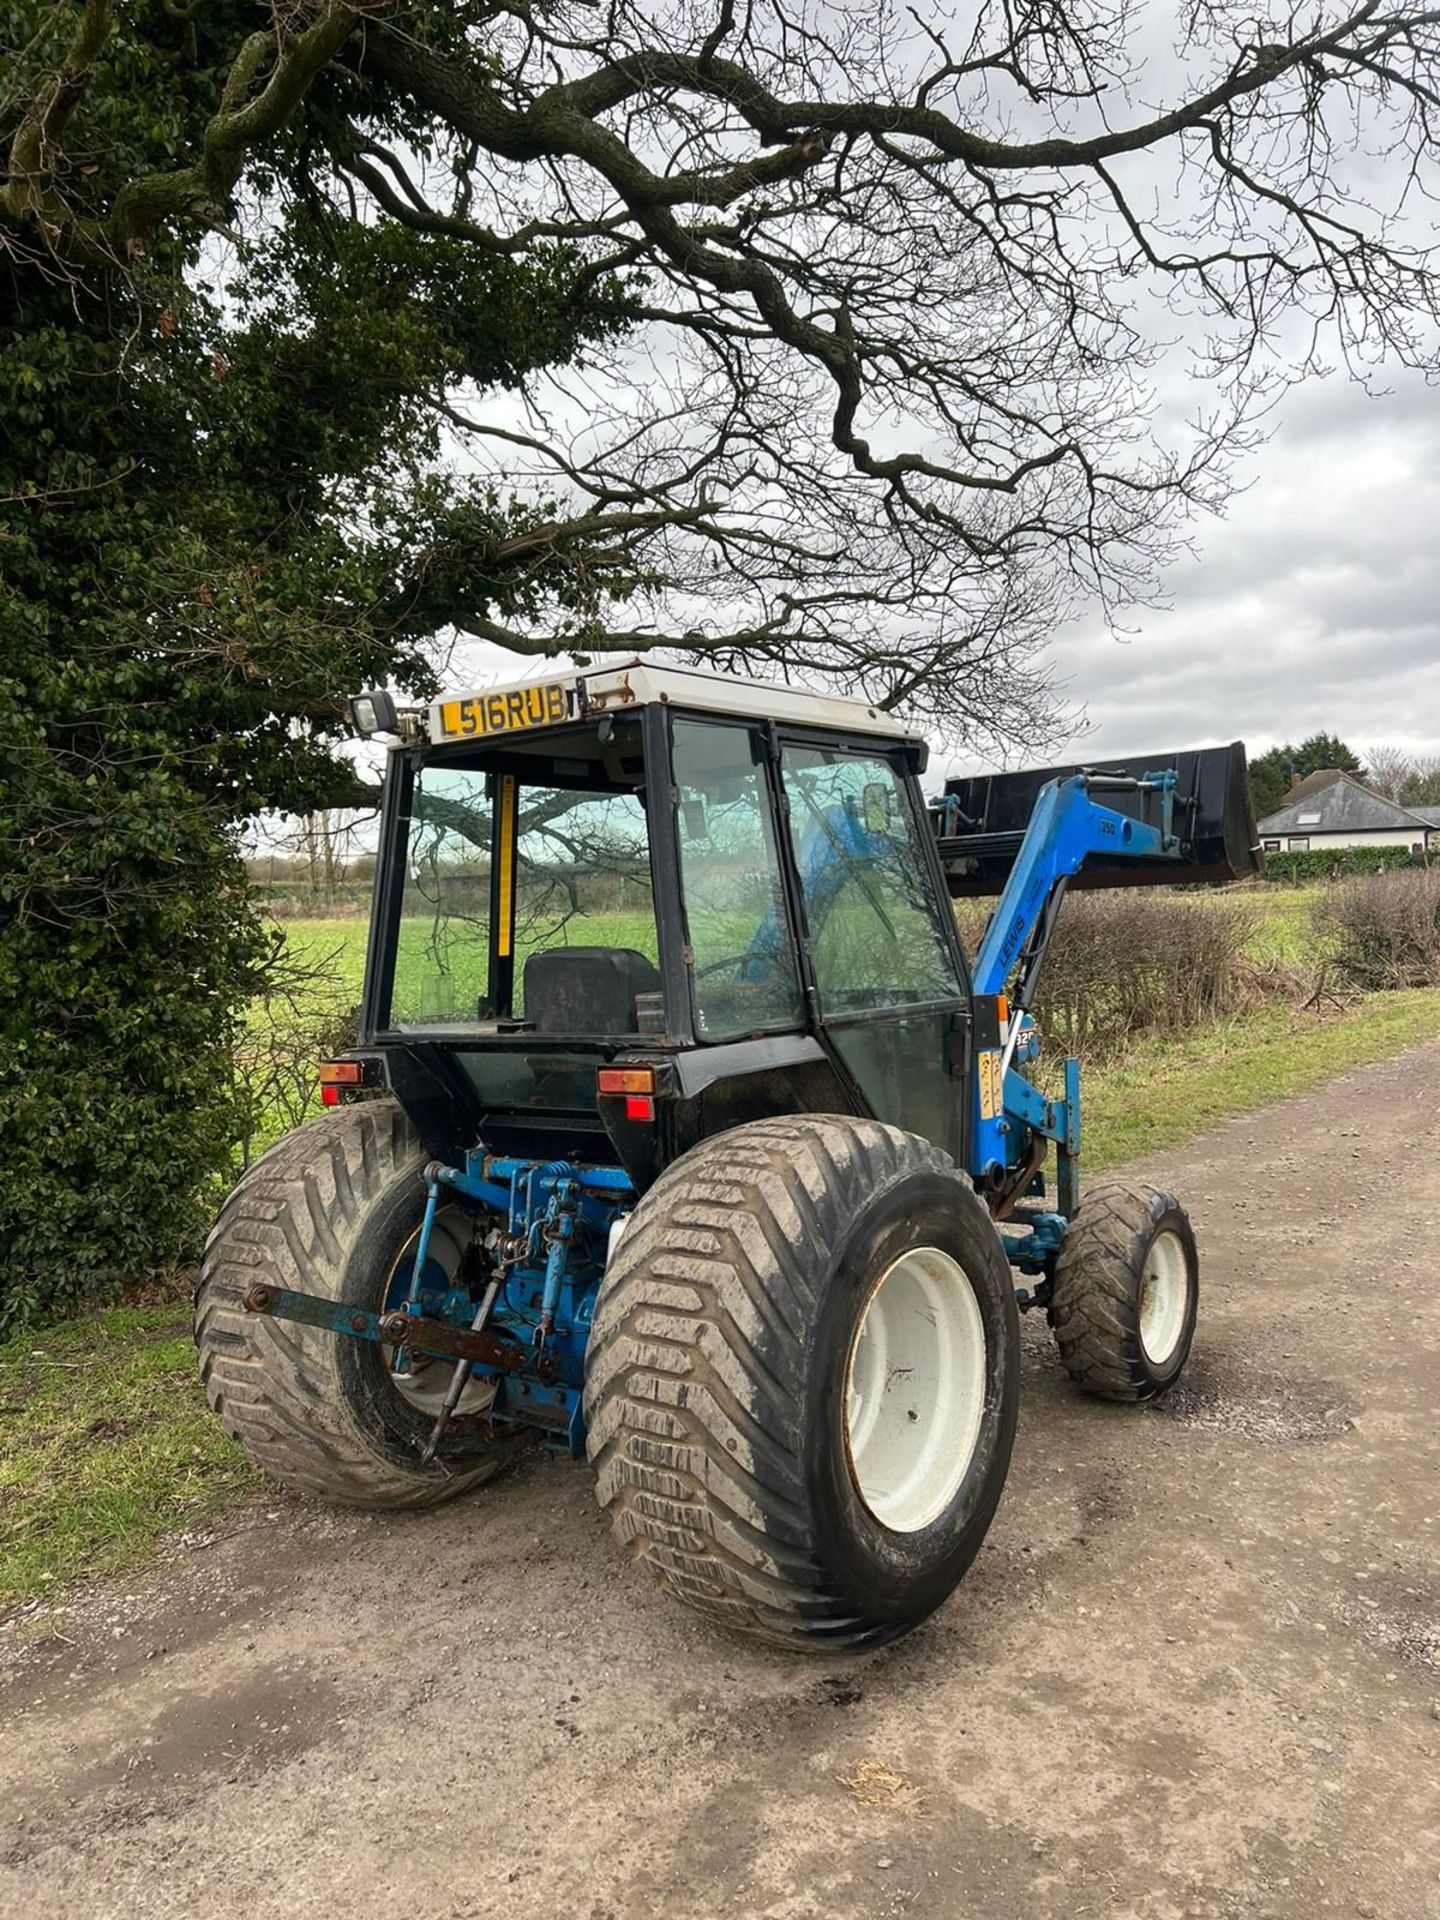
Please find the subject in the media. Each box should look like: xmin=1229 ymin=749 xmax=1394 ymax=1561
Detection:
xmin=1408 ymin=803 xmax=1440 ymax=827
xmin=1282 ymin=768 xmax=1348 ymax=809
xmin=1257 ymin=770 xmax=1433 ymax=837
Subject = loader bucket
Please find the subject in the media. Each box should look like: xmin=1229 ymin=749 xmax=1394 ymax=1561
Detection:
xmin=938 ymin=740 xmax=1259 ymax=896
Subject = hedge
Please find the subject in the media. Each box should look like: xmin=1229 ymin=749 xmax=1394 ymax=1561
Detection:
xmin=1261 ymin=844 xmax=1423 ymax=885
xmin=1314 ymin=869 xmax=1440 ymax=988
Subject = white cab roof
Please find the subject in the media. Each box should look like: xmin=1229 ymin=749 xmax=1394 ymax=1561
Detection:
xmin=423 ymin=657 xmax=919 ymax=748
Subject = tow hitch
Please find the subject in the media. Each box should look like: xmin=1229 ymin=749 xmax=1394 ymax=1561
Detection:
xmin=241 ymin=1282 xmax=565 ymax=1380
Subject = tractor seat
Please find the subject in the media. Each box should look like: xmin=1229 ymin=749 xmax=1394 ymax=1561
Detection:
xmin=523 ymin=946 xmax=662 ymax=1036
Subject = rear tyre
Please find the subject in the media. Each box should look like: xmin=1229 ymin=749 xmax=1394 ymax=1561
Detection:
xmin=195 ymin=1101 xmax=507 ymax=1508
xmin=1050 ymin=1181 xmax=1198 ymax=1402
xmin=584 ymin=1116 xmax=1020 ymax=1650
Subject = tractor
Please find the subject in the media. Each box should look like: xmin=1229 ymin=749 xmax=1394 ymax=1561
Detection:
xmin=197 ymin=661 xmax=1257 ymax=1648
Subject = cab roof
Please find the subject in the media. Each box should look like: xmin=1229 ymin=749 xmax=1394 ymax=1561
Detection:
xmin=424 ymin=657 xmax=920 ymax=750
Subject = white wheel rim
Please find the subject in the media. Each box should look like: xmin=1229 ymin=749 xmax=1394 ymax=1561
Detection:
xmin=382 ymin=1207 xmax=497 ymax=1421
xmin=844 ymin=1246 xmax=988 ymax=1534
xmin=1138 ymin=1229 xmax=1189 ymax=1367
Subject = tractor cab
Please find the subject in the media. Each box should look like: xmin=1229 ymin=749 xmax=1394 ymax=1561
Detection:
xmin=352 ymin=660 xmax=972 ymax=1181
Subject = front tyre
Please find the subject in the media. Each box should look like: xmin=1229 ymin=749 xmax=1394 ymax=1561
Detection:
xmin=196 ymin=1101 xmax=508 ymax=1509
xmin=584 ymin=1116 xmax=1020 ymax=1650
xmin=1050 ymin=1181 xmax=1199 ymax=1402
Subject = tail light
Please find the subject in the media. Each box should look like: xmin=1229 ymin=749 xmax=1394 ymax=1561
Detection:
xmin=597 ymin=1065 xmax=656 ymax=1123
xmin=319 ymin=1060 xmax=364 ymax=1106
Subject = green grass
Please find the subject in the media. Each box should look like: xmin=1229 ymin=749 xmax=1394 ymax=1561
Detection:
xmin=0 ymin=1307 xmax=261 ymax=1611
xmin=1225 ymin=884 xmax=1323 ymax=965
xmin=278 ymin=909 xmax=662 ymax=1022
xmin=277 ymin=886 xmax=1327 ymax=1001
xmin=1082 ymin=987 xmax=1440 ymax=1168
xmin=276 ymin=914 xmax=370 ymax=997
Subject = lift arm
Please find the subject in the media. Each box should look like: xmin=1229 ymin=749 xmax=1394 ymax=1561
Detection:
xmin=956 ymin=771 xmax=1181 ymax=1223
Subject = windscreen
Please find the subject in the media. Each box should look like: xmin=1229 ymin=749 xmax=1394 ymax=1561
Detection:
xmin=779 ymin=746 xmax=964 ymax=1012
xmin=389 ymin=762 xmax=656 ymax=1028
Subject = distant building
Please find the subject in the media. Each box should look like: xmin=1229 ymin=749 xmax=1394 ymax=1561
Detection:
xmin=1256 ymin=770 xmax=1433 ymax=855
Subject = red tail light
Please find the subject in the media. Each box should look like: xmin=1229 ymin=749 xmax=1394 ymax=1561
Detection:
xmin=319 ymin=1061 xmax=362 ymax=1107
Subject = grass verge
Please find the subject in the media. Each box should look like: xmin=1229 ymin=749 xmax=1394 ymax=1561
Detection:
xmin=1082 ymin=987 xmax=1440 ymax=1168
xmin=0 ymin=1307 xmax=260 ymax=1613
xmin=4 ymin=985 xmax=1438 ymax=1615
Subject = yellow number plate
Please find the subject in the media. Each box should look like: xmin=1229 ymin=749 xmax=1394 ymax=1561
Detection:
xmin=437 ymin=682 xmax=571 ymax=741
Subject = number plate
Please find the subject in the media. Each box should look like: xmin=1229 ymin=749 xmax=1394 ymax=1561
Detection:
xmin=435 ymin=681 xmax=572 ymax=741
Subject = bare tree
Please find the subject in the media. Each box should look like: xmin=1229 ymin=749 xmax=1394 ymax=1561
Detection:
xmin=8 ymin=1 xmax=1440 ymax=741
xmin=1410 ymin=756 xmax=1440 ymax=806
xmin=1363 ymin=746 xmax=1440 ymax=806
xmin=1364 ymin=745 xmax=1416 ymax=802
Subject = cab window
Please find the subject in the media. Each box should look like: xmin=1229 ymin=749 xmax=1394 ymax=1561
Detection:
xmin=779 ymin=746 xmax=963 ymax=1012
xmin=672 ymin=720 xmax=805 ymax=1039
xmin=389 ymin=762 xmax=656 ymax=1028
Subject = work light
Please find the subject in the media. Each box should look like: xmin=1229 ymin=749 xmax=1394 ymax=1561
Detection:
xmin=347 ymin=689 xmax=399 ymax=737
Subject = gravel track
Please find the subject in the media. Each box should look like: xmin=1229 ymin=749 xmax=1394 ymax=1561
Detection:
xmin=3 ymin=1041 xmax=1438 ymax=1920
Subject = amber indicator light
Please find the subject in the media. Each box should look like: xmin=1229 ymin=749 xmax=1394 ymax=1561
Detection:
xmin=597 ymin=1067 xmax=656 ymax=1097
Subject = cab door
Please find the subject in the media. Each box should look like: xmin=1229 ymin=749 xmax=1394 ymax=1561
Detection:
xmin=777 ymin=739 xmax=970 ymax=1161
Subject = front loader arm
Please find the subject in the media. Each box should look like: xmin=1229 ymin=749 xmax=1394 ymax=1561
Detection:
xmin=950 ymin=772 xmax=1181 ymax=1219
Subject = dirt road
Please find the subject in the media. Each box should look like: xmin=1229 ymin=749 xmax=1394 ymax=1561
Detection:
xmin=3 ymin=1044 xmax=1438 ymax=1920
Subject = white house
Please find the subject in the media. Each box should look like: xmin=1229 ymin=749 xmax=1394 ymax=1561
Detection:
xmin=1256 ymin=770 xmax=1434 ymax=855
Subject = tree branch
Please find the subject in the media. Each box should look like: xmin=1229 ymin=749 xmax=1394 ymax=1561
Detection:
xmin=2 ymin=0 xmax=112 ymax=224
xmin=108 ymin=3 xmax=361 ymax=253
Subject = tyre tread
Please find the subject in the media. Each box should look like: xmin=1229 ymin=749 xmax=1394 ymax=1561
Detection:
xmin=584 ymin=1115 xmax=959 ymax=1648
xmin=1050 ymin=1180 xmax=1196 ymax=1403
xmin=195 ymin=1101 xmax=501 ymax=1510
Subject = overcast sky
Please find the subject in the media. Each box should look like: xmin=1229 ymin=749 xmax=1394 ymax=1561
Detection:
xmin=1013 ymin=366 xmax=1440 ymax=774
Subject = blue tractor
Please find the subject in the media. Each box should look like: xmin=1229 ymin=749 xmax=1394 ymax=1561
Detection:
xmin=197 ymin=662 xmax=1257 ymax=1648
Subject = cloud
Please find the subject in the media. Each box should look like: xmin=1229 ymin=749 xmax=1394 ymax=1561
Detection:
xmin=1017 ymin=369 xmax=1440 ymax=769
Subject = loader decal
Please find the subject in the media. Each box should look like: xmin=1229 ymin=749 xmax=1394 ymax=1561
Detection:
xmin=978 ymin=1049 xmax=1003 ymax=1120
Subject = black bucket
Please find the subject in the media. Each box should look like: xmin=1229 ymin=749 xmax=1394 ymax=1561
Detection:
xmin=937 ymin=741 xmax=1260 ymax=896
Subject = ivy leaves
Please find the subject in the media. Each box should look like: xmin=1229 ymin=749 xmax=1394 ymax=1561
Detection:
xmin=0 ymin=1 xmax=632 ymax=1324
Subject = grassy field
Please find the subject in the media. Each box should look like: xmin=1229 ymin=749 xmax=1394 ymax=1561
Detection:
xmin=280 ymin=916 xmax=370 ymax=997
xmin=1220 ymin=883 xmax=1323 ymax=965
xmin=278 ymin=889 xmax=1329 ymax=982
xmin=1084 ymin=987 xmax=1440 ymax=1167
xmin=5 ymin=883 xmax=1438 ymax=1614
